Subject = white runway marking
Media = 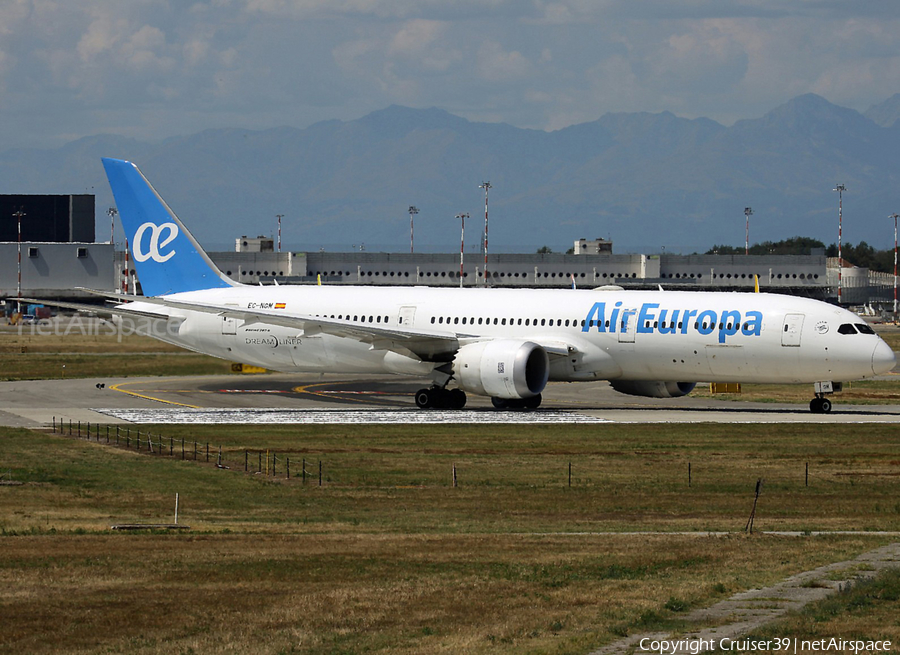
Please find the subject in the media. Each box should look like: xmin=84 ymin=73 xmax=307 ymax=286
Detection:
xmin=94 ymin=407 xmax=610 ymax=425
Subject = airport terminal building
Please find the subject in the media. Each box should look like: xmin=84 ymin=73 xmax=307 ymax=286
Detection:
xmin=0 ymin=197 xmax=894 ymax=311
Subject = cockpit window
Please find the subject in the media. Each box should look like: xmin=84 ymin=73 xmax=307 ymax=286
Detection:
xmin=837 ymin=324 xmax=858 ymax=335
xmin=856 ymin=323 xmax=876 ymax=335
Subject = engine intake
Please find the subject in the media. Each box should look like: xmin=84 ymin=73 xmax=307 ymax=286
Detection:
xmin=452 ymin=340 xmax=549 ymax=399
xmin=609 ymin=380 xmax=697 ymax=398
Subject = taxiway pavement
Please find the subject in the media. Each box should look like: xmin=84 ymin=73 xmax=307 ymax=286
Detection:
xmin=1 ymin=373 xmax=898 ymax=427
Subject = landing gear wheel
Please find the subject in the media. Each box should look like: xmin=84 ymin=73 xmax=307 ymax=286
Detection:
xmin=415 ymin=387 xmax=467 ymax=409
xmin=415 ymin=388 xmax=433 ymax=409
xmin=448 ymin=388 xmax=467 ymax=410
xmin=523 ymin=394 xmax=542 ymax=409
xmin=491 ymin=395 xmax=542 ymax=410
xmin=809 ymin=397 xmax=833 ymax=414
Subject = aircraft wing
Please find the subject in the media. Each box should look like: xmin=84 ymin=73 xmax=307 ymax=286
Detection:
xmin=18 ymin=297 xmax=178 ymax=322
xmin=38 ymin=291 xmax=583 ymax=363
xmin=79 ymin=291 xmax=462 ymax=361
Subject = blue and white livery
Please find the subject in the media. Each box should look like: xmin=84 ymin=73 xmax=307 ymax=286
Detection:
xmin=98 ymin=158 xmax=895 ymax=413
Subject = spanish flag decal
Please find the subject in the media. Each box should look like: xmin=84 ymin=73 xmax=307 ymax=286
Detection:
xmin=275 ymin=302 xmax=286 ymax=309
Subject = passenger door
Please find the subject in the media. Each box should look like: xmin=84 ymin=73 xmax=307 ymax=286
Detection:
xmin=781 ymin=313 xmax=804 ymax=347
xmin=398 ymin=306 xmax=416 ymax=327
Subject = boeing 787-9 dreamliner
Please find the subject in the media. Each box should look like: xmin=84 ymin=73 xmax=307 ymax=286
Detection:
xmin=51 ymin=159 xmax=899 ymax=413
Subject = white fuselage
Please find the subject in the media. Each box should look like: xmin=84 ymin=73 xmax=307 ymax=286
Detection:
xmin=122 ymin=285 xmax=895 ymax=386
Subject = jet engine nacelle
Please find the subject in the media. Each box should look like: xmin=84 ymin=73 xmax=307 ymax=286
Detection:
xmin=453 ymin=340 xmax=549 ymax=399
xmin=610 ymin=380 xmax=697 ymax=398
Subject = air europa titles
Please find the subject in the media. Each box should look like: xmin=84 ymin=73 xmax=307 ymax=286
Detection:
xmin=582 ymin=302 xmax=763 ymax=344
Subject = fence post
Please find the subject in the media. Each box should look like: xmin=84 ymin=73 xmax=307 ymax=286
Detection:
xmin=287 ymin=457 xmax=290 ymax=480
xmin=689 ymin=462 xmax=692 ymax=487
xmin=452 ymin=463 xmax=457 ymax=488
xmin=206 ymin=443 xmax=209 ymax=463
xmin=272 ymin=452 xmax=276 ymax=477
xmin=319 ymin=460 xmax=322 ymax=487
xmin=116 ymin=426 xmax=120 ymax=445
xmin=78 ymin=421 xmax=81 ymax=438
xmin=258 ymin=451 xmax=262 ymax=473
xmin=170 ymin=436 xmax=173 ymax=456
xmin=745 ymin=478 xmax=764 ymax=534
xmin=302 ymin=459 xmax=306 ymax=484
xmin=68 ymin=419 xmax=72 ymax=436
xmin=181 ymin=438 xmax=185 ymax=460
xmin=217 ymin=445 xmax=222 ymax=468
xmin=245 ymin=450 xmax=248 ymax=472
xmin=106 ymin=426 xmax=109 ymax=443
xmin=52 ymin=416 xmax=56 ymax=433
xmin=568 ymin=461 xmax=572 ymax=488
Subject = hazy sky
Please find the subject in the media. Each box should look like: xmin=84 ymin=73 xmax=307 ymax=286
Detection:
xmin=2 ymin=0 xmax=899 ymax=149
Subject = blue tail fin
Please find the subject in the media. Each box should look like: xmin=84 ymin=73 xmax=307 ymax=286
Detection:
xmin=102 ymin=158 xmax=236 ymax=297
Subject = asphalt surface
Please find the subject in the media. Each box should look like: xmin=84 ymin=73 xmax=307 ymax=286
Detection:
xmin=1 ymin=372 xmax=898 ymax=427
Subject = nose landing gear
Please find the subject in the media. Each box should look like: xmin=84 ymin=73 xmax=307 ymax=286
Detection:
xmin=809 ymin=381 xmax=841 ymax=414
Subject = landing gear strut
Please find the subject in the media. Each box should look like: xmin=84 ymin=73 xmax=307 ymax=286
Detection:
xmin=414 ymin=387 xmax=466 ymax=409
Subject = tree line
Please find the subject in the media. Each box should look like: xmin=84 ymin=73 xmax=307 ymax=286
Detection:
xmin=705 ymin=237 xmax=896 ymax=273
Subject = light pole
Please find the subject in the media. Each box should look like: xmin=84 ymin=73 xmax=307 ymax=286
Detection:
xmin=408 ymin=206 xmax=419 ymax=253
xmin=744 ymin=207 xmax=753 ymax=256
xmin=108 ymin=207 xmax=117 ymax=245
xmin=892 ymin=213 xmax=899 ymax=316
xmin=833 ymin=184 xmax=846 ymax=305
xmin=456 ymin=213 xmax=469 ymax=288
xmin=276 ymin=214 xmax=284 ymax=252
xmin=479 ymin=182 xmax=491 ymax=284
xmin=13 ymin=208 xmax=24 ymax=314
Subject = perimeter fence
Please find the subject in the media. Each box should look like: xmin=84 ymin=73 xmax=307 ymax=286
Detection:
xmin=50 ymin=417 xmax=323 ymax=484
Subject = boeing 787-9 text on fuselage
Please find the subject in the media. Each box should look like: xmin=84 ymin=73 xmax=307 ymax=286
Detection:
xmin=56 ymin=159 xmax=900 ymax=413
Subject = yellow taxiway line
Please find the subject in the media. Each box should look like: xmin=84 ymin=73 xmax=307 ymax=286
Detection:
xmin=109 ymin=381 xmax=201 ymax=409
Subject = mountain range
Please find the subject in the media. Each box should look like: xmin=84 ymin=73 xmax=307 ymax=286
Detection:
xmin=1 ymin=93 xmax=899 ymax=254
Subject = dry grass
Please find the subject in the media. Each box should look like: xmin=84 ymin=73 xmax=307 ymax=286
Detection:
xmin=748 ymin=568 xmax=900 ymax=653
xmin=0 ymin=532 xmax=890 ymax=654
xmin=2 ymin=423 xmax=900 ymax=653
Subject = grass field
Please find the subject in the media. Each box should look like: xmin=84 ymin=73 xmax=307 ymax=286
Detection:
xmin=750 ymin=568 xmax=900 ymax=654
xmin=2 ymin=422 xmax=900 ymax=653
xmin=0 ymin=324 xmax=231 ymax=380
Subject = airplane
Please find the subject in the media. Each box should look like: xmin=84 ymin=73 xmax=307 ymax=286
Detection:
xmin=43 ymin=158 xmax=899 ymax=413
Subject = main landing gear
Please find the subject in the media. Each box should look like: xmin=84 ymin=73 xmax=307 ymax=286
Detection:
xmin=491 ymin=394 xmax=542 ymax=410
xmin=413 ymin=388 xmax=543 ymax=410
xmin=415 ymin=387 xmax=467 ymax=409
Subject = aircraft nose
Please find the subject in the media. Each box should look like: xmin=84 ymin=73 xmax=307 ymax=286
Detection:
xmin=872 ymin=339 xmax=897 ymax=376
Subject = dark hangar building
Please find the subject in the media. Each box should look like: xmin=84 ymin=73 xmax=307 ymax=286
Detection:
xmin=0 ymin=195 xmax=95 ymax=242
